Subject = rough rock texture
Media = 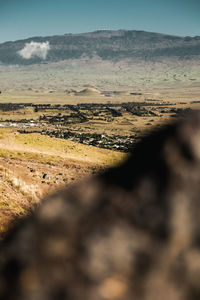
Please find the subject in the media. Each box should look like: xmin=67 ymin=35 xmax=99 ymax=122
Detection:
xmin=1 ymin=113 xmax=200 ymax=300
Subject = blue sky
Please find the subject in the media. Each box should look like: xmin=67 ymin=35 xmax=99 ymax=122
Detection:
xmin=1 ymin=0 xmax=200 ymax=43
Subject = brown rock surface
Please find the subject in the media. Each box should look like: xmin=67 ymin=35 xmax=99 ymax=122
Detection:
xmin=1 ymin=112 xmax=200 ymax=299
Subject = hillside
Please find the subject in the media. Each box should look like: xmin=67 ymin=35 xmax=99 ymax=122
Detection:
xmin=0 ymin=30 xmax=200 ymax=65
xmin=0 ymin=129 xmax=124 ymax=238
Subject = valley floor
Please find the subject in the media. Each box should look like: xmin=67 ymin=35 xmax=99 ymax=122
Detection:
xmin=0 ymin=89 xmax=199 ymax=238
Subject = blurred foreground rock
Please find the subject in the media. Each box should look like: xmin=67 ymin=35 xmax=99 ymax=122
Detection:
xmin=1 ymin=113 xmax=200 ymax=300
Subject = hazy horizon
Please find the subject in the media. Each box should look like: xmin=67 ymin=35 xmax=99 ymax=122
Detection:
xmin=1 ymin=27 xmax=198 ymax=44
xmin=1 ymin=0 xmax=200 ymax=43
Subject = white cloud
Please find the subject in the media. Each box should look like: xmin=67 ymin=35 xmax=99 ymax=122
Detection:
xmin=18 ymin=41 xmax=50 ymax=60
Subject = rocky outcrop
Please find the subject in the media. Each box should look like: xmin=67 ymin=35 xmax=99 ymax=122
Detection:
xmin=1 ymin=112 xmax=200 ymax=299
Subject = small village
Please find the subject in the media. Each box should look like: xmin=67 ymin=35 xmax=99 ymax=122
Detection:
xmin=0 ymin=101 xmax=195 ymax=151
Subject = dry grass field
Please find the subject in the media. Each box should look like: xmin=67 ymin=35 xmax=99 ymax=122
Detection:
xmin=0 ymin=128 xmax=124 ymax=238
xmin=0 ymin=58 xmax=200 ymax=103
xmin=0 ymin=95 xmax=199 ymax=239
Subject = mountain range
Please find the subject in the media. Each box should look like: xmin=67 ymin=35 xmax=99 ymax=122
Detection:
xmin=0 ymin=30 xmax=200 ymax=65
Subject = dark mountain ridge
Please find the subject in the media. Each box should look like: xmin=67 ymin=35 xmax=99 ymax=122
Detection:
xmin=0 ymin=29 xmax=200 ymax=65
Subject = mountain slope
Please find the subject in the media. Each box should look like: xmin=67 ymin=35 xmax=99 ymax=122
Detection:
xmin=0 ymin=30 xmax=200 ymax=65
